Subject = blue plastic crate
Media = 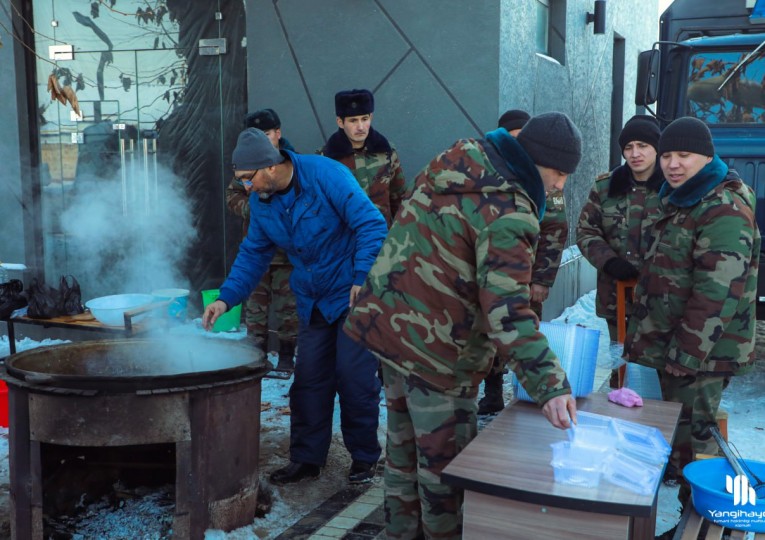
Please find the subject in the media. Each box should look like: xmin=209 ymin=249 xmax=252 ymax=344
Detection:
xmin=512 ymin=322 xmax=599 ymax=403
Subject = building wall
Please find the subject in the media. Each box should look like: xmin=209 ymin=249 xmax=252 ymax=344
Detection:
xmin=247 ymin=0 xmax=500 ymax=176
xmin=501 ymin=0 xmax=658 ymax=242
xmin=247 ymin=0 xmax=658 ymax=320
xmin=1 ymin=0 xmax=659 ymax=321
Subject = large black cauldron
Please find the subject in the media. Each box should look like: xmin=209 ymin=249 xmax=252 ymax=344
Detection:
xmin=4 ymin=337 xmax=269 ymax=392
xmin=2 ymin=338 xmax=270 ymax=539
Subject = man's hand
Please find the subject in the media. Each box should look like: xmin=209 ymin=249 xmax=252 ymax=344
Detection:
xmin=542 ymin=394 xmax=577 ymax=429
xmin=349 ymin=285 xmax=362 ymax=308
xmin=202 ymin=300 xmax=228 ymax=331
xmin=665 ymin=363 xmax=686 ymax=377
xmin=530 ymin=284 xmax=549 ymax=303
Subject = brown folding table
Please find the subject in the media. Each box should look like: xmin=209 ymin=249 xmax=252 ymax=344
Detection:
xmin=442 ymin=392 xmax=682 ymax=540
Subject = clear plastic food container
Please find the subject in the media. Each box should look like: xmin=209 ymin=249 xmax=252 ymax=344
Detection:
xmin=609 ymin=418 xmax=671 ymax=466
xmin=550 ymin=441 xmax=606 ymax=488
xmin=566 ymin=411 xmax=614 ymax=451
xmin=602 ymin=450 xmax=662 ymax=495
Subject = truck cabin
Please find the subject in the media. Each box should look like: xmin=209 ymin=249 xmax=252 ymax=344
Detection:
xmin=636 ymin=32 xmax=765 ymax=316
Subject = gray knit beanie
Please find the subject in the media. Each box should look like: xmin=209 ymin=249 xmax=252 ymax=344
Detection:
xmin=232 ymin=128 xmax=285 ymax=170
xmin=516 ymin=112 xmax=582 ymax=174
xmin=658 ymin=117 xmax=715 ymax=157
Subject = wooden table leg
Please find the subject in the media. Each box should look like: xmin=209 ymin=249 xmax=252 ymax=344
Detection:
xmin=616 ymin=279 xmax=637 ymax=388
xmin=629 ymin=501 xmax=657 ymax=540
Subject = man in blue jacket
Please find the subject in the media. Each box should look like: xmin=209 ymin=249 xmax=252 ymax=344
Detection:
xmin=203 ymin=128 xmax=388 ymax=485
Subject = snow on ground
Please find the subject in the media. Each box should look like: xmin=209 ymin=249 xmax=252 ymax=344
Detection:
xmin=1 ymin=295 xmax=764 ymax=538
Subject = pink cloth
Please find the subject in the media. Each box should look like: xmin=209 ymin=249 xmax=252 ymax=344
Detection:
xmin=608 ymin=387 xmax=644 ymax=408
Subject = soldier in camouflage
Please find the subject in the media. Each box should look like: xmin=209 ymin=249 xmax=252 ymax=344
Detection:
xmin=624 ymin=117 xmax=760 ymax=506
xmin=479 ymin=110 xmax=569 ymax=415
xmin=345 ymin=112 xmax=582 ymax=540
xmin=225 ymin=109 xmax=299 ymax=372
xmin=318 ymin=89 xmax=406 ymax=227
xmin=577 ymin=115 xmax=664 ymax=344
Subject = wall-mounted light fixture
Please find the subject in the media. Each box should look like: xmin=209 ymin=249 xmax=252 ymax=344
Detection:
xmin=586 ymin=0 xmax=606 ymax=35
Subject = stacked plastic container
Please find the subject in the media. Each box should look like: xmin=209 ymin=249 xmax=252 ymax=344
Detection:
xmin=550 ymin=411 xmax=671 ymax=495
xmin=512 ymin=322 xmax=600 ymax=402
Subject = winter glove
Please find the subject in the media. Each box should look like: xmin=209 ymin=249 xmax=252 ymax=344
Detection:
xmin=603 ymin=257 xmax=639 ymax=280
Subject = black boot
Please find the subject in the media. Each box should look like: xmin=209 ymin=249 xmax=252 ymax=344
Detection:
xmin=478 ymin=371 xmax=505 ymax=415
xmin=275 ymin=341 xmax=295 ymax=372
xmin=269 ymin=462 xmax=321 ymax=485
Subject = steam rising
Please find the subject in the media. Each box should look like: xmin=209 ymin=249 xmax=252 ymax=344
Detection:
xmin=60 ymin=163 xmax=196 ymax=301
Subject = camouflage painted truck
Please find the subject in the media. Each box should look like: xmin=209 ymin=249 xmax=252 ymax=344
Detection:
xmin=635 ymin=0 xmax=765 ymax=316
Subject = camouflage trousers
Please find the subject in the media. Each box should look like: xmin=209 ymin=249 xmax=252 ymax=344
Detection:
xmin=382 ymin=362 xmax=478 ymax=540
xmin=658 ymin=371 xmax=727 ymax=502
xmin=245 ymin=263 xmax=298 ymax=351
xmin=606 ymin=319 xmax=619 ymax=343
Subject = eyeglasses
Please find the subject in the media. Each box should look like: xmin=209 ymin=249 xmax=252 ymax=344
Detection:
xmin=234 ymin=170 xmax=258 ymax=188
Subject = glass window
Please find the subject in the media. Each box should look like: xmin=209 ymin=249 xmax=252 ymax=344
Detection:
xmin=25 ymin=1 xmax=246 ymax=298
xmin=686 ymin=51 xmax=765 ymax=124
xmin=536 ymin=0 xmax=549 ymax=55
xmin=536 ymin=0 xmax=566 ymax=65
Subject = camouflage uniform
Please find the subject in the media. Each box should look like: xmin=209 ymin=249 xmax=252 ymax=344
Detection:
xmin=531 ymin=189 xmax=568 ymax=316
xmin=345 ymin=130 xmax=571 ymax=539
xmin=480 ymin=190 xmax=567 ymax=412
xmin=576 ymin=164 xmax=664 ymax=340
xmin=319 ymin=127 xmax=406 ymax=227
xmin=625 ymin=160 xmax=760 ymax=501
xmin=225 ymin=138 xmax=298 ymax=353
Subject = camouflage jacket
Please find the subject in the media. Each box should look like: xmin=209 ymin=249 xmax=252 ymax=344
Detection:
xmin=319 ymin=127 xmax=406 ymax=227
xmin=576 ymin=164 xmax=664 ymax=323
xmin=225 ymin=137 xmax=295 ymax=265
xmin=344 ymin=130 xmax=571 ymax=402
xmin=533 ymin=190 xmax=567 ymax=287
xmin=624 ymin=160 xmax=760 ymax=376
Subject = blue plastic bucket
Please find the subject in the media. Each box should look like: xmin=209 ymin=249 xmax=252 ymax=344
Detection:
xmin=152 ymin=288 xmax=190 ymax=321
xmin=683 ymin=458 xmax=765 ymax=532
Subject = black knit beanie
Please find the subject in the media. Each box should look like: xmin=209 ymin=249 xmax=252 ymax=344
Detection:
xmin=516 ymin=112 xmax=582 ymax=174
xmin=232 ymin=128 xmax=285 ymax=171
xmin=335 ymin=89 xmax=374 ymax=118
xmin=244 ymin=108 xmax=281 ymax=131
xmin=658 ymin=117 xmax=715 ymax=157
xmin=498 ymin=109 xmax=531 ymax=132
xmin=618 ymin=115 xmax=660 ymax=152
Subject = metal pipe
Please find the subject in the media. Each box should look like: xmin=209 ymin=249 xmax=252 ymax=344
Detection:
xmin=709 ymin=426 xmax=748 ymax=478
xmin=120 ymin=138 xmax=128 ymax=216
xmin=143 ymin=138 xmax=150 ymax=216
